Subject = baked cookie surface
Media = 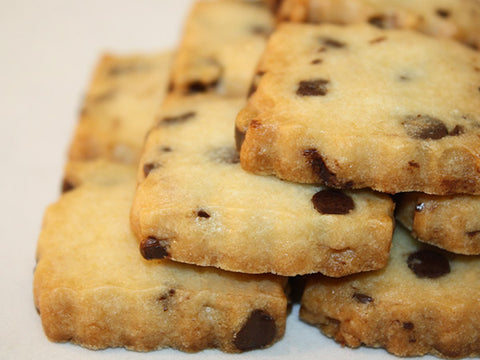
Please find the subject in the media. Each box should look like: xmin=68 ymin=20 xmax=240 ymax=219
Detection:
xmin=275 ymin=0 xmax=480 ymax=50
xmin=396 ymin=192 xmax=480 ymax=255
xmin=34 ymin=163 xmax=287 ymax=353
xmin=131 ymin=94 xmax=394 ymax=277
xmin=68 ymin=52 xmax=172 ymax=164
xmin=168 ymin=0 xmax=274 ymax=97
xmin=236 ymin=23 xmax=480 ymax=195
xmin=300 ymin=225 xmax=480 ymax=358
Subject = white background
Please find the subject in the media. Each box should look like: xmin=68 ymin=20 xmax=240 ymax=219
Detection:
xmin=0 ymin=1 xmax=445 ymax=359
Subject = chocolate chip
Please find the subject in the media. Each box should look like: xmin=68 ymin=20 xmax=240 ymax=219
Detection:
xmin=297 ymin=79 xmax=329 ymax=96
xmin=466 ymin=230 xmax=480 ymax=237
xmin=158 ymin=289 xmax=176 ymax=311
xmin=368 ymin=15 xmax=387 ymax=29
xmin=61 ymin=179 xmax=75 ymax=193
xmin=402 ymin=115 xmax=449 ymax=140
xmin=140 ymin=237 xmax=170 ymax=260
xmin=311 ymin=58 xmax=323 ymax=64
xmin=303 ymin=149 xmax=352 ymax=188
xmin=407 ymin=249 xmax=451 ymax=279
xmin=247 ymin=82 xmax=258 ymax=98
xmin=143 ymin=162 xmax=159 ymax=177
xmin=403 ymin=322 xmax=414 ymax=330
xmin=161 ymin=146 xmax=172 ymax=152
xmin=320 ymin=37 xmax=345 ymax=48
xmin=436 ymin=8 xmax=450 ymax=18
xmin=408 ymin=160 xmax=420 ymax=168
xmin=160 ymin=111 xmax=196 ymax=125
xmin=312 ymin=189 xmax=354 ymax=215
xmin=186 ymin=79 xmax=219 ymax=94
xmin=233 ymin=310 xmax=276 ymax=351
xmin=197 ymin=209 xmax=210 ymax=218
xmin=449 ymin=125 xmax=465 ymax=136
xmin=251 ymin=25 xmax=271 ymax=36
xmin=235 ymin=126 xmax=246 ymax=151
xmin=353 ymin=293 xmax=373 ymax=304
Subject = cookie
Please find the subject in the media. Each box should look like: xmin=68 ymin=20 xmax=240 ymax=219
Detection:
xmin=168 ymin=0 xmax=274 ymax=97
xmin=131 ymin=94 xmax=394 ymax=277
xmin=300 ymin=225 xmax=480 ymax=358
xmin=236 ymin=23 xmax=480 ymax=195
xmin=396 ymin=192 xmax=480 ymax=255
xmin=68 ymin=52 xmax=172 ymax=164
xmin=34 ymin=163 xmax=287 ymax=353
xmin=275 ymin=0 xmax=480 ymax=50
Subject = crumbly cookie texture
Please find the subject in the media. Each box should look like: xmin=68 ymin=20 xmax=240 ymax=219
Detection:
xmin=131 ymin=94 xmax=394 ymax=277
xmin=396 ymin=192 xmax=480 ymax=255
xmin=275 ymin=0 xmax=480 ymax=50
xmin=300 ymin=225 xmax=480 ymax=359
xmin=34 ymin=163 xmax=287 ymax=353
xmin=168 ymin=0 xmax=274 ymax=97
xmin=236 ymin=23 xmax=480 ymax=195
xmin=68 ymin=52 xmax=172 ymax=164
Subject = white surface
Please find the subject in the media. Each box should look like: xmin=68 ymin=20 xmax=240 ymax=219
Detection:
xmin=0 ymin=1 xmax=452 ymax=359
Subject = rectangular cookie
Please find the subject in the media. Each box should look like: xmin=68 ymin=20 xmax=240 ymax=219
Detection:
xmin=300 ymin=225 xmax=480 ymax=358
xmin=396 ymin=192 xmax=480 ymax=255
xmin=167 ymin=0 xmax=274 ymax=97
xmin=68 ymin=52 xmax=172 ymax=164
xmin=274 ymin=0 xmax=480 ymax=50
xmin=131 ymin=94 xmax=394 ymax=277
xmin=236 ymin=23 xmax=480 ymax=195
xmin=34 ymin=161 xmax=287 ymax=353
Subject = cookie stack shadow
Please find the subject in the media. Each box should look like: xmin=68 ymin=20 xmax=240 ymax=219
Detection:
xmin=34 ymin=0 xmax=480 ymax=358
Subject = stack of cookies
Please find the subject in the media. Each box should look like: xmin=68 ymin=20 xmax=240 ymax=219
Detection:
xmin=34 ymin=0 xmax=480 ymax=357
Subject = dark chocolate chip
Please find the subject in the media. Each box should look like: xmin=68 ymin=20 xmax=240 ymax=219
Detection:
xmin=312 ymin=189 xmax=354 ymax=215
xmin=353 ymin=293 xmax=373 ymax=304
xmin=403 ymin=322 xmax=414 ymax=330
xmin=402 ymin=115 xmax=449 ymax=140
xmin=140 ymin=237 xmax=170 ymax=260
xmin=297 ymin=79 xmax=329 ymax=96
xmin=247 ymin=82 xmax=258 ymax=98
xmin=235 ymin=126 xmax=246 ymax=151
xmin=161 ymin=146 xmax=172 ymax=152
xmin=233 ymin=310 xmax=276 ymax=351
xmin=399 ymin=74 xmax=410 ymax=81
xmin=407 ymin=249 xmax=451 ymax=279
xmin=436 ymin=8 xmax=450 ymax=18
xmin=466 ymin=230 xmax=480 ymax=237
xmin=311 ymin=58 xmax=323 ymax=64
xmin=449 ymin=125 xmax=464 ymax=136
xmin=160 ymin=111 xmax=196 ymax=125
xmin=320 ymin=37 xmax=346 ymax=48
xmin=61 ymin=179 xmax=75 ymax=193
xmin=197 ymin=210 xmax=210 ymax=218
xmin=186 ymin=79 xmax=219 ymax=94
xmin=303 ymin=149 xmax=351 ymax=188
xmin=143 ymin=162 xmax=159 ymax=177
xmin=368 ymin=15 xmax=387 ymax=29
xmin=408 ymin=160 xmax=420 ymax=168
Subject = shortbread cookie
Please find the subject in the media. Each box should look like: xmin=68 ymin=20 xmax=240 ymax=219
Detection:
xmin=300 ymin=225 xmax=480 ymax=358
xmin=68 ymin=52 xmax=172 ymax=164
xmin=34 ymin=164 xmax=287 ymax=353
xmin=168 ymin=0 xmax=274 ymax=97
xmin=131 ymin=94 xmax=394 ymax=277
xmin=396 ymin=192 xmax=480 ymax=255
xmin=275 ymin=0 xmax=480 ymax=50
xmin=236 ymin=23 xmax=480 ymax=195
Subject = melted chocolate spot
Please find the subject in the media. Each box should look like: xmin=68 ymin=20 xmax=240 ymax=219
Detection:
xmin=303 ymin=149 xmax=350 ymax=188
xmin=233 ymin=310 xmax=276 ymax=351
xmin=368 ymin=15 xmax=387 ymax=29
xmin=311 ymin=58 xmax=323 ymax=64
xmin=402 ymin=115 xmax=449 ymax=140
xmin=353 ymin=293 xmax=373 ymax=304
xmin=312 ymin=189 xmax=354 ymax=215
xmin=197 ymin=210 xmax=210 ymax=218
xmin=320 ymin=37 xmax=346 ymax=48
xmin=436 ymin=8 xmax=450 ymax=18
xmin=297 ymin=79 xmax=329 ymax=96
xmin=403 ymin=322 xmax=414 ymax=330
xmin=161 ymin=146 xmax=172 ymax=152
xmin=160 ymin=111 xmax=196 ymax=125
xmin=408 ymin=160 xmax=420 ymax=168
xmin=143 ymin=162 xmax=159 ymax=177
xmin=140 ymin=237 xmax=170 ymax=260
xmin=235 ymin=126 xmax=246 ymax=151
xmin=449 ymin=125 xmax=465 ymax=136
xmin=466 ymin=230 xmax=480 ymax=237
xmin=186 ymin=79 xmax=218 ymax=94
xmin=62 ymin=179 xmax=75 ymax=193
xmin=407 ymin=249 xmax=450 ymax=279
